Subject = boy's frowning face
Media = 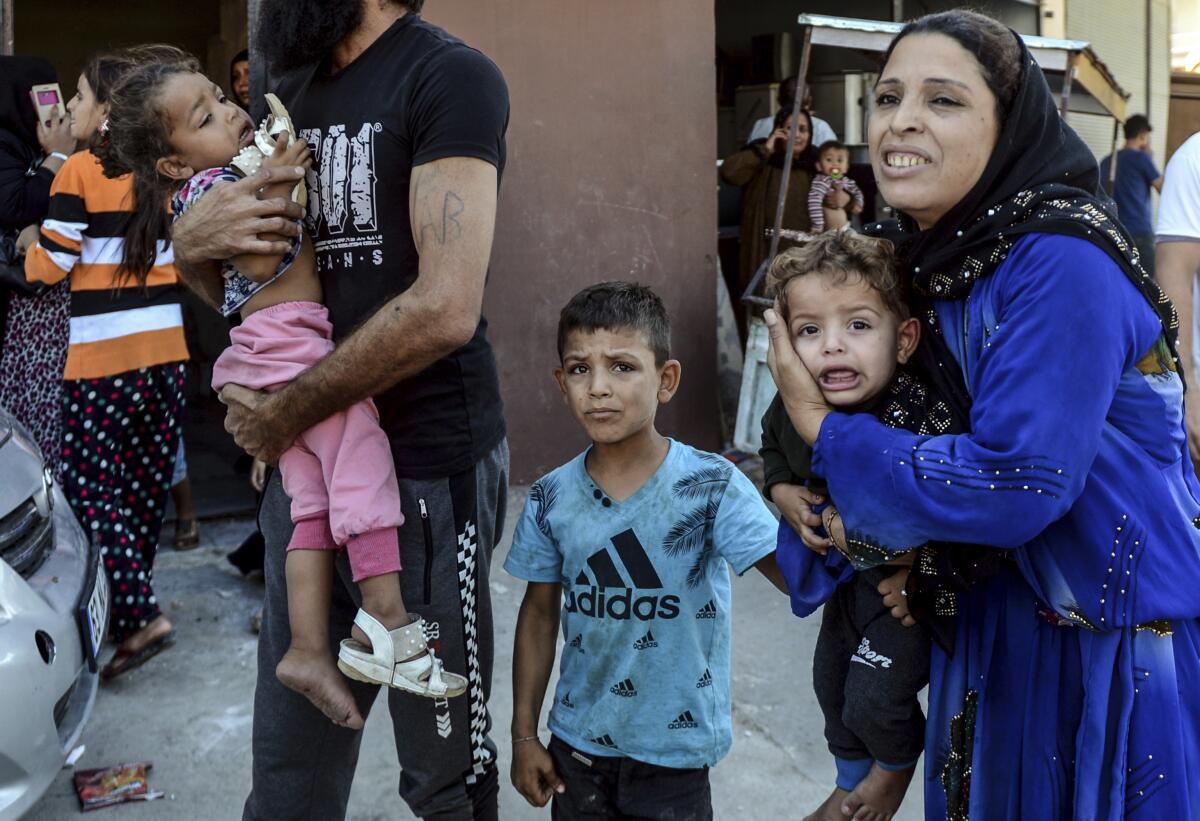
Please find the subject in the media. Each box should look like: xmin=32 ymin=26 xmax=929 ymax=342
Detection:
xmin=783 ymin=272 xmax=919 ymax=408
xmin=554 ymin=327 xmax=680 ymax=446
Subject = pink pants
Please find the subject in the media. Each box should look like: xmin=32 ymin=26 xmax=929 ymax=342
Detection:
xmin=212 ymin=301 xmax=402 ymax=582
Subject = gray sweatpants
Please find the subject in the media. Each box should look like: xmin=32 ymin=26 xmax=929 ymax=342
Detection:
xmin=242 ymin=439 xmax=509 ymax=821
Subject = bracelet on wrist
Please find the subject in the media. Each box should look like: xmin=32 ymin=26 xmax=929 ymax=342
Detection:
xmin=511 ymin=735 xmax=540 ymax=745
xmin=48 ymin=151 xmax=69 ymax=163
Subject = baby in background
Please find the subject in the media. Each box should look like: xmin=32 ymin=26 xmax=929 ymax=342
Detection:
xmin=808 ymin=140 xmax=864 ymax=233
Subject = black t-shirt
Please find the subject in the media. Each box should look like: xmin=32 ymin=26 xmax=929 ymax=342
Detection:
xmin=274 ymin=14 xmax=508 ymax=479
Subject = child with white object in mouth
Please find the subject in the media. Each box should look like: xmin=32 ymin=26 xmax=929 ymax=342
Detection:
xmin=97 ymin=49 xmax=466 ymax=730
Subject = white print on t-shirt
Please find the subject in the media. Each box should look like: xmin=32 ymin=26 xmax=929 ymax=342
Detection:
xmin=299 ymin=124 xmax=385 ymax=265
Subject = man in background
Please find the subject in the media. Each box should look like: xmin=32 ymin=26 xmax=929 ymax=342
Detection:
xmin=1100 ymin=114 xmax=1162 ymax=274
xmin=747 ymin=76 xmax=836 ymax=149
xmin=1155 ymin=130 xmax=1200 ymax=476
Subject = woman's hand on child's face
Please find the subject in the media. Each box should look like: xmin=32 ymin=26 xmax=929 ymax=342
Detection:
xmin=764 ymin=306 xmax=832 ymax=444
xmin=510 ymin=741 xmax=565 ymax=807
xmin=771 ymin=483 xmax=830 ymax=554
xmin=877 ymin=567 xmax=917 ymax=627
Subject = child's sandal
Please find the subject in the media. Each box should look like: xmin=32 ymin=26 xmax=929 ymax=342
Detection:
xmin=337 ymin=610 xmax=467 ymax=699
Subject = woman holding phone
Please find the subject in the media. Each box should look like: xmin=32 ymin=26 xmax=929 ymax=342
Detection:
xmin=0 ymin=56 xmax=76 ymax=470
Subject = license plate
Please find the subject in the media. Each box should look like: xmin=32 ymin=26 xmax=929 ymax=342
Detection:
xmin=84 ymin=559 xmax=109 ymax=666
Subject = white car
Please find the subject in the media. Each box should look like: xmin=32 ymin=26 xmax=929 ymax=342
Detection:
xmin=0 ymin=407 xmax=108 ymax=820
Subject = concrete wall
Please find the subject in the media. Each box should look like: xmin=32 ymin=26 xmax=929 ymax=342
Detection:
xmin=422 ymin=1 xmax=720 ymax=481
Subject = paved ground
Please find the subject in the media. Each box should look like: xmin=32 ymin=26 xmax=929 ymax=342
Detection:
xmin=31 ymin=480 xmax=925 ymax=820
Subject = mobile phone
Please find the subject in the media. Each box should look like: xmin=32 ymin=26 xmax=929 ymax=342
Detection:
xmin=29 ymin=83 xmax=64 ymax=127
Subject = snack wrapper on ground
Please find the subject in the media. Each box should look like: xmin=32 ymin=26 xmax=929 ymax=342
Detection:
xmin=73 ymin=761 xmax=164 ymax=811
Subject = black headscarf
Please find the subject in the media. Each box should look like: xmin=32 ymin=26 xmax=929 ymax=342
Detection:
xmin=0 ymin=56 xmax=56 ymax=151
xmin=865 ymin=33 xmax=1181 ymax=404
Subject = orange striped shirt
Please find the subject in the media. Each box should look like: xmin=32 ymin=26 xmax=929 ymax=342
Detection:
xmin=25 ymin=151 xmax=188 ymax=380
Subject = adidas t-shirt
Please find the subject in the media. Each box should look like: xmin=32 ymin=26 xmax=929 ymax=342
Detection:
xmin=504 ymin=440 xmax=777 ymax=768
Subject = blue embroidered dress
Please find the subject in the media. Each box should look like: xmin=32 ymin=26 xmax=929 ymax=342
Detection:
xmin=811 ymin=233 xmax=1200 ymax=819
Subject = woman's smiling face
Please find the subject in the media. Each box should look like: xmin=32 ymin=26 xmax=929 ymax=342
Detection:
xmin=868 ymin=32 xmax=1000 ymax=230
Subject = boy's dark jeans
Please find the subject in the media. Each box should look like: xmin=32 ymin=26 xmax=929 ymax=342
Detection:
xmin=812 ymin=567 xmax=930 ymax=768
xmin=547 ymin=736 xmax=712 ymax=821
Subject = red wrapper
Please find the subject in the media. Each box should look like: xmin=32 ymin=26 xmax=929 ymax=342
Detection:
xmin=74 ymin=761 xmax=163 ymax=811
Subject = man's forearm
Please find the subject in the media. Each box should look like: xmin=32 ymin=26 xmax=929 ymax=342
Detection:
xmin=1156 ymin=241 xmax=1200 ymax=385
xmin=269 ymin=279 xmax=475 ymax=440
xmin=268 ymin=155 xmax=495 ymax=439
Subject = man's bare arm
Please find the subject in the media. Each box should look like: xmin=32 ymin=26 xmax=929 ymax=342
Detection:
xmin=253 ymin=156 xmax=498 ymax=448
xmin=170 ymin=167 xmax=307 ymax=308
xmin=1156 ymin=240 xmax=1200 ymax=464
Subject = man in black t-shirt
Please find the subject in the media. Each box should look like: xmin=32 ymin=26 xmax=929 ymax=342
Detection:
xmin=171 ymin=2 xmax=509 ymax=818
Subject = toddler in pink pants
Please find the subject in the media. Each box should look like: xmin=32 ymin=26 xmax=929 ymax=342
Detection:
xmin=126 ymin=77 xmax=469 ymax=730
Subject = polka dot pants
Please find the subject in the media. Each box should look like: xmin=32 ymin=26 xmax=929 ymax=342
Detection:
xmin=61 ymin=363 xmax=185 ymax=644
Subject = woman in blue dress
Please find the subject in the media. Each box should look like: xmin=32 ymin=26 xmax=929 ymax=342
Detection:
xmin=766 ymin=10 xmax=1200 ymax=820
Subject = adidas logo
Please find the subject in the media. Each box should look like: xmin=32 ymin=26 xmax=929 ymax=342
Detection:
xmin=695 ymin=600 xmax=717 ymax=619
xmin=560 ymin=690 xmax=575 ymax=708
xmin=633 ymin=631 xmax=658 ymax=650
xmin=564 ymin=529 xmax=681 ymax=621
xmin=569 ymin=634 xmax=584 ymax=653
xmin=696 ymin=669 xmax=713 ymax=688
xmin=609 ymin=678 xmax=638 ymax=698
xmin=590 ymin=734 xmax=618 ymax=748
xmin=668 ymin=710 xmax=699 ymax=730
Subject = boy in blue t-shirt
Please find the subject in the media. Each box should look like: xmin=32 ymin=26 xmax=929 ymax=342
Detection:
xmin=505 ymin=282 xmax=785 ymax=818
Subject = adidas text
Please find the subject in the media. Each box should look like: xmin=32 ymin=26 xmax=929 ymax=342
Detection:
xmin=564 ymin=587 xmax=681 ymax=621
xmin=668 ymin=711 xmax=699 ymax=730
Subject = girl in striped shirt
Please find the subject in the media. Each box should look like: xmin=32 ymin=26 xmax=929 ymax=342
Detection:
xmin=26 ymin=48 xmax=190 ymax=679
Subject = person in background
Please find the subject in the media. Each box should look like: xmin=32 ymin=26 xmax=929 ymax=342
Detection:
xmin=230 ymin=49 xmax=251 ymax=111
xmin=1154 ymin=130 xmax=1200 ymax=475
xmin=170 ymin=1 xmax=511 ymax=815
xmin=807 ymin=140 xmax=864 ymax=233
xmin=0 ymin=57 xmax=75 ymax=473
xmin=721 ymin=106 xmax=817 ymax=294
xmin=769 ymin=11 xmax=1200 ymax=817
xmin=25 ymin=47 xmax=190 ymax=681
xmin=170 ymin=439 xmax=200 ymax=549
xmin=1100 ymin=114 xmax=1162 ymax=274
xmin=747 ymin=77 xmax=837 ymax=149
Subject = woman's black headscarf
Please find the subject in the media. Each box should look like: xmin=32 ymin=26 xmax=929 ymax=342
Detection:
xmin=856 ymin=31 xmax=1184 ymax=654
xmin=866 ymin=32 xmax=1181 ymax=410
xmin=0 ymin=56 xmax=57 ymax=151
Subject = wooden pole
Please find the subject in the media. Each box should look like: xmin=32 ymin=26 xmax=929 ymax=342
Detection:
xmin=766 ymin=24 xmax=813 ymax=264
xmin=246 ymin=0 xmax=267 ymax=122
xmin=1107 ymin=118 xmax=1120 ymax=194
xmin=1 ymin=0 xmax=14 ymax=56
xmin=1058 ymin=52 xmax=1076 ymax=118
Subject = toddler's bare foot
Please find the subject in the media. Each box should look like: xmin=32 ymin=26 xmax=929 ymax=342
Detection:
xmin=804 ymin=787 xmax=851 ymax=821
xmin=276 ymin=646 xmax=364 ymax=729
xmin=841 ymin=763 xmax=914 ymax=820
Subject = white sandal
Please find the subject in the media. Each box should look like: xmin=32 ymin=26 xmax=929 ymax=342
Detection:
xmin=337 ymin=610 xmax=467 ymax=699
xmin=230 ymin=93 xmax=307 ymax=206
